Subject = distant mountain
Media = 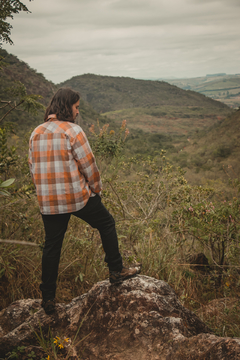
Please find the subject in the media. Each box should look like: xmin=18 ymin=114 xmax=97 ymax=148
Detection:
xmin=165 ymin=74 xmax=240 ymax=108
xmin=60 ymin=73 xmax=229 ymax=114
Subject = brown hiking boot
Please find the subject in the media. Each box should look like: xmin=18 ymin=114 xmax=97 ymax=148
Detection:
xmin=109 ymin=264 xmax=141 ymax=284
xmin=41 ymin=299 xmax=56 ymax=315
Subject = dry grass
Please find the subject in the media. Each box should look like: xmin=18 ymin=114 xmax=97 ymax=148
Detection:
xmin=103 ymin=106 xmax=228 ymax=136
xmin=1 ymin=211 xmax=240 ymax=339
xmin=197 ymin=297 xmax=240 ymax=337
xmin=1 ymin=153 xmax=240 ymax=339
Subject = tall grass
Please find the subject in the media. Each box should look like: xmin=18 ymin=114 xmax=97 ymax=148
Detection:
xmin=0 ymin=125 xmax=240 ymax=339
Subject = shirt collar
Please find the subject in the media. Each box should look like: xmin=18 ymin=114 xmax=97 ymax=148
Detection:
xmin=47 ymin=114 xmax=58 ymax=121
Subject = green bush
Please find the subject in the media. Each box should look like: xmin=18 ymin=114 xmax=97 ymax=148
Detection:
xmin=1 ymin=120 xmax=240 ymax=339
xmin=213 ymin=145 xmax=232 ymax=158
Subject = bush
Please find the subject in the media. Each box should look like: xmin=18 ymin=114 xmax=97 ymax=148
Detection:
xmin=213 ymin=145 xmax=232 ymax=158
xmin=1 ymin=120 xmax=240 ymax=339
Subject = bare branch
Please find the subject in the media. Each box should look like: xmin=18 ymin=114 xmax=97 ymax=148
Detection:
xmin=0 ymin=239 xmax=38 ymax=246
xmin=0 ymin=99 xmax=24 ymax=123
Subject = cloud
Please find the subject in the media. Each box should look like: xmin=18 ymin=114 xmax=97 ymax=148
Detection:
xmin=2 ymin=0 xmax=240 ymax=83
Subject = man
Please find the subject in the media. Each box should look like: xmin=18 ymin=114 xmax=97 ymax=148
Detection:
xmin=29 ymin=88 xmax=140 ymax=314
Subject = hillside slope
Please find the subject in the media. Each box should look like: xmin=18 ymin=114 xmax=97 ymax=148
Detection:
xmin=0 ymin=49 xmax=56 ymax=106
xmin=171 ymin=108 xmax=240 ymax=184
xmin=0 ymin=49 xmax=56 ymax=129
xmin=0 ymin=50 xmax=235 ymax=160
xmin=166 ymin=74 xmax=240 ymax=108
xmin=0 ymin=50 xmax=106 ymax=132
xmin=60 ymin=73 xmax=230 ymax=113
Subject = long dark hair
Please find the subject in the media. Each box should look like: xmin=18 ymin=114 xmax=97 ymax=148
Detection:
xmin=44 ymin=88 xmax=80 ymax=122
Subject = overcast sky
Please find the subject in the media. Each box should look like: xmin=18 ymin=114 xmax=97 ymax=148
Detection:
xmin=2 ymin=0 xmax=240 ymax=84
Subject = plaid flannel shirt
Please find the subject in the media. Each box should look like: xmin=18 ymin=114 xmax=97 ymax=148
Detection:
xmin=29 ymin=117 xmax=102 ymax=215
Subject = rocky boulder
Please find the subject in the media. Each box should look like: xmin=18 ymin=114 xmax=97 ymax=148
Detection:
xmin=0 ymin=275 xmax=240 ymax=359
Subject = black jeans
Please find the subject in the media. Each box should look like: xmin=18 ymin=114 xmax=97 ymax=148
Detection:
xmin=40 ymin=194 xmax=122 ymax=301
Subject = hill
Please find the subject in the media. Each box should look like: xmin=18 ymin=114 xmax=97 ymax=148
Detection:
xmin=0 ymin=50 xmax=236 ymax=163
xmin=165 ymin=74 xmax=240 ymax=109
xmin=60 ymin=73 xmax=229 ymax=113
xmin=0 ymin=49 xmax=108 ymax=132
xmin=169 ymin=108 xmax=240 ymax=187
xmin=60 ymin=74 xmax=231 ymax=137
xmin=0 ymin=48 xmax=55 ymax=129
xmin=0 ymin=49 xmax=56 ymax=106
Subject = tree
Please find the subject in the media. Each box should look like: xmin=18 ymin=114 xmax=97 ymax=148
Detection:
xmin=0 ymin=1 xmax=44 ymax=198
xmin=0 ymin=0 xmax=32 ymax=46
xmin=0 ymin=1 xmax=44 ymax=125
xmin=0 ymin=81 xmax=45 ymax=124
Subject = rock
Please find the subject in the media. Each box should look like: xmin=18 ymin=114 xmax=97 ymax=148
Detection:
xmin=0 ymin=275 xmax=240 ymax=359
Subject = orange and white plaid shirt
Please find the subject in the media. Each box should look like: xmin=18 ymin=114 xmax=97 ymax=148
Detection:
xmin=29 ymin=116 xmax=102 ymax=215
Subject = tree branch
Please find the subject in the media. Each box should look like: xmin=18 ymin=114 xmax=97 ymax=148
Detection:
xmin=0 ymin=99 xmax=24 ymax=123
xmin=0 ymin=239 xmax=38 ymax=246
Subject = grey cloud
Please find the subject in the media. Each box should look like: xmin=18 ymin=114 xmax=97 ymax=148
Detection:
xmin=3 ymin=0 xmax=240 ymax=83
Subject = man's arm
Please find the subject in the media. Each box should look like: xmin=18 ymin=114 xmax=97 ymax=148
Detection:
xmin=71 ymin=130 xmax=102 ymax=194
xmin=28 ymin=139 xmax=34 ymax=181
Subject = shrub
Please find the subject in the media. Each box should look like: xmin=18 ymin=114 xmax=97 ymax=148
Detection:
xmin=213 ymin=145 xmax=232 ymax=158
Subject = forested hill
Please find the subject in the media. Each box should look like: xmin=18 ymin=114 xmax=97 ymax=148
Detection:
xmin=0 ymin=49 xmax=232 ymax=136
xmin=165 ymin=74 xmax=240 ymax=108
xmin=0 ymin=49 xmax=105 ymax=131
xmin=59 ymin=73 xmax=230 ymax=113
xmin=0 ymin=48 xmax=56 ymax=106
xmin=181 ymin=107 xmax=240 ymax=177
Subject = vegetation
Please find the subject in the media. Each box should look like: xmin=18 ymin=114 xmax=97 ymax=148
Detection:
xmin=166 ymin=74 xmax=240 ymax=108
xmin=0 ymin=0 xmax=32 ymax=46
xmin=0 ymin=121 xmax=240 ymax=341
xmin=0 ymin=48 xmax=54 ymax=130
xmin=172 ymin=109 xmax=240 ymax=186
xmin=0 ymin=46 xmax=240 ymax=359
xmin=60 ymin=73 xmax=230 ymax=113
xmin=60 ymin=74 xmax=232 ymax=155
xmin=103 ymin=105 xmax=228 ymax=136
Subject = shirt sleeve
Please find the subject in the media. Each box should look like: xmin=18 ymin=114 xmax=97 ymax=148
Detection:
xmin=71 ymin=129 xmax=102 ymax=194
xmin=28 ymin=138 xmax=34 ymax=180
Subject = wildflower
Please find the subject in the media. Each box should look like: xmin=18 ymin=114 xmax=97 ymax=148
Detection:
xmin=64 ymin=337 xmax=70 ymax=343
xmin=121 ymin=119 xmax=127 ymax=129
xmin=102 ymin=124 xmax=109 ymax=132
xmin=53 ymin=336 xmax=60 ymax=345
xmin=109 ymin=130 xmax=115 ymax=135
xmin=58 ymin=343 xmax=64 ymax=349
xmin=46 ymin=356 xmax=50 ymax=360
xmin=189 ymin=206 xmax=193 ymax=212
xmin=89 ymin=124 xmax=95 ymax=133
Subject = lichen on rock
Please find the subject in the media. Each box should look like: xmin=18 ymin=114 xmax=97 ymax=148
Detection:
xmin=0 ymin=275 xmax=240 ymax=359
